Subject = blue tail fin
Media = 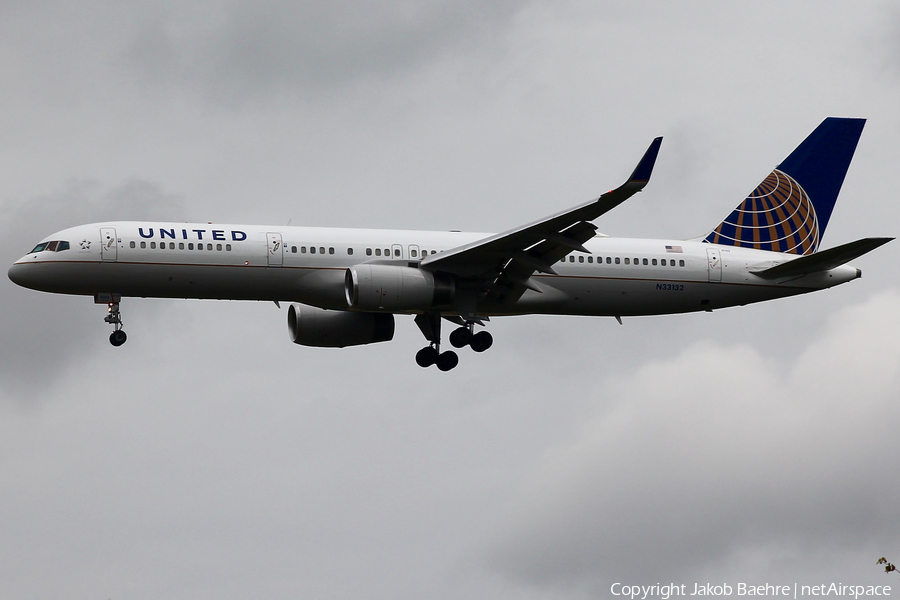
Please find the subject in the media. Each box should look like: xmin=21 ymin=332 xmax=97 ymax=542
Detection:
xmin=705 ymin=117 xmax=865 ymax=254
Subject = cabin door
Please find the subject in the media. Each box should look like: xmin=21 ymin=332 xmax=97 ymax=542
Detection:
xmin=100 ymin=227 xmax=117 ymax=262
xmin=267 ymin=233 xmax=283 ymax=267
xmin=707 ymin=248 xmax=722 ymax=282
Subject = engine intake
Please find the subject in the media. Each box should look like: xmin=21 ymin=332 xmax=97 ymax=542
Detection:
xmin=345 ymin=265 xmax=454 ymax=311
xmin=287 ymin=304 xmax=394 ymax=347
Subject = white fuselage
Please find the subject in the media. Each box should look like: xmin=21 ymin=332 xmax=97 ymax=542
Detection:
xmin=8 ymin=221 xmax=861 ymax=318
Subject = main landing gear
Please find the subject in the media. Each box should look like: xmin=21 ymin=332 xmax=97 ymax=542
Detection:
xmin=414 ymin=313 xmax=493 ymax=371
xmin=448 ymin=324 xmax=493 ymax=353
xmin=100 ymin=296 xmax=127 ymax=347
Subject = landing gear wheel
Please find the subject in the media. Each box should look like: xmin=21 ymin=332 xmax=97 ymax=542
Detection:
xmin=416 ymin=346 xmax=439 ymax=368
xmin=449 ymin=326 xmax=472 ymax=348
xmin=435 ymin=350 xmax=459 ymax=371
xmin=469 ymin=331 xmax=493 ymax=353
xmin=109 ymin=330 xmax=127 ymax=347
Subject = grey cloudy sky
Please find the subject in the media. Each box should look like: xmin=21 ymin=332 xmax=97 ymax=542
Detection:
xmin=2 ymin=1 xmax=899 ymax=598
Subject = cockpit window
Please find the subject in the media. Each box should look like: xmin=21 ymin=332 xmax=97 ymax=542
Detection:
xmin=29 ymin=240 xmax=70 ymax=253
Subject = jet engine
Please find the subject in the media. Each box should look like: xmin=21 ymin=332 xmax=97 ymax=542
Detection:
xmin=345 ymin=265 xmax=454 ymax=311
xmin=287 ymin=304 xmax=394 ymax=347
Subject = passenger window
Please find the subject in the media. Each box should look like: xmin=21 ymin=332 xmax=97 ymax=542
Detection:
xmin=384 ymin=249 xmax=389 ymax=256
xmin=151 ymin=242 xmax=157 ymax=249
xmin=431 ymin=250 xmax=436 ymax=255
xmin=216 ymin=244 xmax=222 ymax=251
xmin=188 ymin=243 xmax=194 ymax=250
xmin=394 ymin=249 xmax=400 ymax=257
xmin=320 ymin=247 xmax=325 ymax=254
xmin=329 ymin=247 xmax=334 ymax=254
xmin=660 ymin=259 xmax=666 ymax=266
xmin=348 ymin=248 xmax=353 ymax=255
xmin=301 ymin=246 xmax=307 ymax=253
xmin=291 ymin=246 xmax=297 ymax=253
xmin=226 ymin=244 xmax=231 ymax=251
xmin=130 ymin=241 xmax=135 ymax=249
xmin=569 ymin=256 xmax=575 ymax=262
xmin=411 ymin=249 xmax=417 ymax=257
xmin=624 ymin=258 xmax=630 ymax=265
xmin=679 ymin=260 xmax=685 ymax=267
xmin=179 ymin=243 xmax=184 ymax=250
xmin=643 ymin=258 xmax=648 ymax=265
xmin=207 ymin=243 xmax=212 ymax=250
xmin=588 ymin=256 xmax=593 ymax=263
xmin=652 ymin=258 xmax=657 ymax=266
xmin=375 ymin=248 xmax=381 ymax=256
xmin=141 ymin=241 xmax=146 ymax=249
xmin=606 ymin=257 xmax=611 ymax=264
xmin=578 ymin=256 xmax=584 ymax=263
xmin=615 ymin=257 xmax=620 ymax=264
xmin=311 ymin=247 xmax=316 ymax=254
xmin=366 ymin=248 xmax=372 ymax=256
xmin=634 ymin=257 xmax=639 ymax=264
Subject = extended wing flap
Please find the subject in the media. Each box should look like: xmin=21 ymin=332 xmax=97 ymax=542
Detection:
xmin=751 ymin=237 xmax=893 ymax=279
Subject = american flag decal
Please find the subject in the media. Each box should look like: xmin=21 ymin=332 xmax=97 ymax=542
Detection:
xmin=665 ymin=245 xmax=683 ymax=253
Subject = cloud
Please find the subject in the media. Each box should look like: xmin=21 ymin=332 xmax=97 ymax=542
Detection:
xmin=485 ymin=290 xmax=900 ymax=591
xmin=1 ymin=1 xmax=899 ymax=597
xmin=119 ymin=0 xmax=528 ymax=106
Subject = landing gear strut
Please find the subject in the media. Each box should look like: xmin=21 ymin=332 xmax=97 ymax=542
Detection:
xmin=102 ymin=298 xmax=127 ymax=347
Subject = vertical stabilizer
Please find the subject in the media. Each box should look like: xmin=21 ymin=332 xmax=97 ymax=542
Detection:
xmin=705 ymin=117 xmax=865 ymax=254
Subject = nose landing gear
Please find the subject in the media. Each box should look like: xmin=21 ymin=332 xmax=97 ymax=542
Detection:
xmin=97 ymin=294 xmax=127 ymax=347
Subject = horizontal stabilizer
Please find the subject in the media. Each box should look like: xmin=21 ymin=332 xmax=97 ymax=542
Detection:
xmin=751 ymin=237 xmax=893 ymax=279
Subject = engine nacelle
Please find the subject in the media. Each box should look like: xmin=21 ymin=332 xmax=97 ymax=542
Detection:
xmin=345 ymin=264 xmax=454 ymax=311
xmin=287 ymin=304 xmax=394 ymax=347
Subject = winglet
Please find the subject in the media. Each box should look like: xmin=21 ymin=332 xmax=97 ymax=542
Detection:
xmin=627 ymin=137 xmax=663 ymax=184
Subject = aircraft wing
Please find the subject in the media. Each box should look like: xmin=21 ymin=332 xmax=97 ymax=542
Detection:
xmin=750 ymin=237 xmax=893 ymax=280
xmin=420 ymin=137 xmax=662 ymax=306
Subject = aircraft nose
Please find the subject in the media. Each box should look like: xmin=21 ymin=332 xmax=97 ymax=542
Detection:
xmin=8 ymin=263 xmax=25 ymax=286
xmin=8 ymin=262 xmax=38 ymax=290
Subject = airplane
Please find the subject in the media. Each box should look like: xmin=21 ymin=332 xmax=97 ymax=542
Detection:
xmin=8 ymin=117 xmax=892 ymax=371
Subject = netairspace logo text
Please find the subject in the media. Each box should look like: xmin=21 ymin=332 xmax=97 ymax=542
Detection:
xmin=610 ymin=582 xmax=892 ymax=599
